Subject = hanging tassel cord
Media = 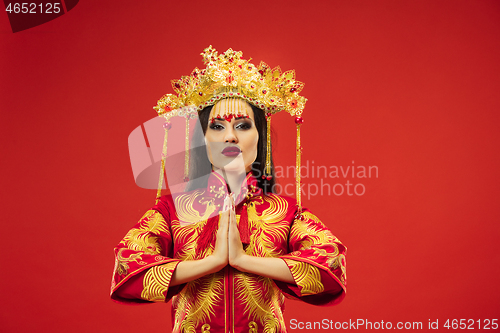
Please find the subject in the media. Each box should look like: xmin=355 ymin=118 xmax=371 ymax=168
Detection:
xmin=239 ymin=203 xmax=250 ymax=244
xmin=296 ymin=122 xmax=302 ymax=210
xmin=156 ymin=124 xmax=170 ymax=204
xmin=195 ymin=214 xmax=219 ymax=258
xmin=294 ymin=116 xmax=304 ymax=220
xmin=184 ymin=116 xmax=190 ymax=182
xmin=265 ymin=114 xmax=272 ymax=177
xmin=195 ymin=202 xmax=251 ymax=258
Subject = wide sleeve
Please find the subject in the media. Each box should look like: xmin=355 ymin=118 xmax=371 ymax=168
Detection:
xmin=110 ymin=209 xmax=183 ymax=304
xmin=277 ymin=210 xmax=347 ymax=306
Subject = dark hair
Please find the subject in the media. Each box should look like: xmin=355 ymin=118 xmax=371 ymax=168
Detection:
xmin=185 ymin=103 xmax=276 ymax=193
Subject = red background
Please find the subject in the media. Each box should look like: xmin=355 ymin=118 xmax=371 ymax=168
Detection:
xmin=1 ymin=1 xmax=499 ymax=332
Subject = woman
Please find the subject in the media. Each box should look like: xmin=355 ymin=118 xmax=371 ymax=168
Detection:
xmin=111 ymin=46 xmax=346 ymax=333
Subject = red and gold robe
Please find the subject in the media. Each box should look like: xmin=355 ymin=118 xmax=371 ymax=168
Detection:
xmin=111 ymin=172 xmax=347 ymax=333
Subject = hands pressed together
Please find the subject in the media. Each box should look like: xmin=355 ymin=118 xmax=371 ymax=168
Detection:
xmin=170 ymin=195 xmax=295 ymax=286
xmin=211 ymin=194 xmax=247 ymax=271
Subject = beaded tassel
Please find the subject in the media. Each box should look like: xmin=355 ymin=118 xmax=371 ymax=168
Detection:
xmin=184 ymin=116 xmax=190 ymax=182
xmin=239 ymin=203 xmax=250 ymax=244
xmin=265 ymin=113 xmax=272 ymax=179
xmin=295 ymin=117 xmax=304 ymax=218
xmin=156 ymin=122 xmax=171 ymax=204
xmin=195 ymin=214 xmax=219 ymax=258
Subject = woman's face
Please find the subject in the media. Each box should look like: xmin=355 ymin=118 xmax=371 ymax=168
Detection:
xmin=205 ymin=99 xmax=259 ymax=174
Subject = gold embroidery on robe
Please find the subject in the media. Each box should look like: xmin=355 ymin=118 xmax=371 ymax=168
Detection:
xmin=235 ymin=272 xmax=287 ymax=332
xmin=290 ymin=211 xmax=339 ymax=250
xmin=114 ymin=248 xmax=143 ymax=276
xmin=245 ymin=194 xmax=289 ymax=258
xmin=172 ymin=272 xmax=224 ymax=333
xmin=283 ymin=259 xmax=325 ymax=295
xmin=248 ymin=321 xmax=258 ymax=333
xmin=119 ymin=210 xmax=170 ymax=255
xmin=171 ymin=221 xmax=200 ymax=260
xmin=175 ymin=190 xmax=216 ymax=225
xmin=141 ymin=261 xmax=178 ymax=301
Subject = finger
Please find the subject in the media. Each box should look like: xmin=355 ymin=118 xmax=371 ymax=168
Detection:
xmin=217 ymin=210 xmax=228 ymax=232
xmin=222 ymin=195 xmax=227 ymax=211
xmin=222 ymin=194 xmax=233 ymax=212
xmin=229 ymin=209 xmax=239 ymax=235
xmin=229 ymin=206 xmax=236 ymax=225
xmin=225 ymin=210 xmax=231 ymax=232
xmin=230 ymin=193 xmax=236 ymax=209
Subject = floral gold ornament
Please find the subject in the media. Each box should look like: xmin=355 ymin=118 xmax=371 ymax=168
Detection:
xmin=153 ymin=45 xmax=307 ymax=117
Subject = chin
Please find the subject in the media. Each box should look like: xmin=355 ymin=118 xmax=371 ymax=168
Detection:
xmin=211 ymin=155 xmax=246 ymax=172
xmin=218 ymin=163 xmax=247 ymax=173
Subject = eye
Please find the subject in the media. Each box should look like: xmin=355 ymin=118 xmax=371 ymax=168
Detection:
xmin=235 ymin=121 xmax=252 ymax=130
xmin=209 ymin=123 xmax=225 ymax=131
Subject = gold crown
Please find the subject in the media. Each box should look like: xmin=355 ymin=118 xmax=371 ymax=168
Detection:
xmin=154 ymin=46 xmax=307 ymax=120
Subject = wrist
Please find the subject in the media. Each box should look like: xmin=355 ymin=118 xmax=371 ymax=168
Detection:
xmin=231 ymin=253 xmax=249 ymax=272
xmin=206 ymin=254 xmax=227 ymax=273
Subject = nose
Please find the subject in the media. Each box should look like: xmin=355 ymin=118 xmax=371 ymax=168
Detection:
xmin=224 ymin=126 xmax=238 ymax=143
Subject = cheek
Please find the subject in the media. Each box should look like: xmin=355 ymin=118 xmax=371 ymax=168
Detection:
xmin=251 ymin=134 xmax=258 ymax=152
xmin=245 ymin=129 xmax=259 ymax=155
xmin=204 ymin=135 xmax=214 ymax=163
xmin=205 ymin=141 xmax=212 ymax=161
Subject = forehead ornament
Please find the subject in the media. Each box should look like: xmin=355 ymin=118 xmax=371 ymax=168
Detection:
xmin=210 ymin=98 xmax=250 ymax=123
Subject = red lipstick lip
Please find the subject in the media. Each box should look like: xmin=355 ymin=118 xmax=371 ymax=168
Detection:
xmin=221 ymin=146 xmax=241 ymax=157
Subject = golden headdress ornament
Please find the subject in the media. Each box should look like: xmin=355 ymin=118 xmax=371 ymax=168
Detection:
xmin=154 ymin=45 xmax=307 ymax=119
xmin=154 ymin=46 xmax=307 ymax=220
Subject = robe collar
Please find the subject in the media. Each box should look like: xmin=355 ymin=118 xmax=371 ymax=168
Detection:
xmin=206 ymin=171 xmax=262 ymax=204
